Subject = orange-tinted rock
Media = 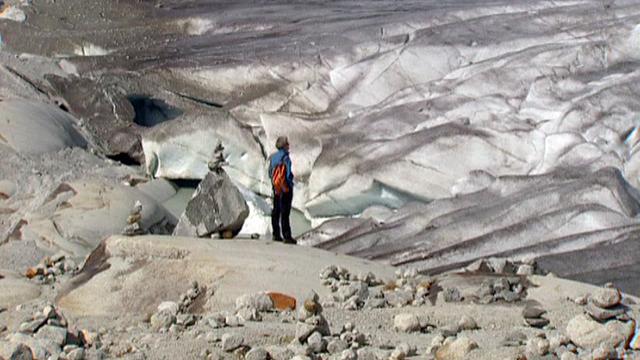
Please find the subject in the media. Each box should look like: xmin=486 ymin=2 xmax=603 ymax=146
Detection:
xmin=25 ymin=267 xmax=43 ymax=279
xmin=267 ymin=292 xmax=296 ymax=311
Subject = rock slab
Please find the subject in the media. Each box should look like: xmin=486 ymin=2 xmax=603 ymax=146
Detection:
xmin=173 ymin=169 xmax=249 ymax=237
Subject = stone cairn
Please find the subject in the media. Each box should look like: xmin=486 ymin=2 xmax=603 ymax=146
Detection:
xmin=207 ymin=142 xmax=227 ymax=173
xmin=122 ymin=200 xmax=143 ymax=236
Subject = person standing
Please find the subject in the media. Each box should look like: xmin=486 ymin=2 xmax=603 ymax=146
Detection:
xmin=269 ymin=136 xmax=295 ymax=244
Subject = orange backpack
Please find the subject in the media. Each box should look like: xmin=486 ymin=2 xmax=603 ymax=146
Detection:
xmin=272 ymin=163 xmax=290 ymax=196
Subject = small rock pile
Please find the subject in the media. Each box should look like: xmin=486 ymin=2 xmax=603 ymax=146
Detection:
xmin=385 ymin=269 xmax=435 ymax=307
xmin=474 ymin=276 xmax=525 ymax=304
xmin=25 ymin=253 xmax=77 ymax=284
xmin=0 ymin=304 xmax=92 ymax=360
xmin=586 ymin=287 xmax=629 ymax=322
xmin=149 ymin=281 xmax=204 ymax=332
xmin=522 ymin=303 xmax=549 ymax=328
xmin=565 ymin=286 xmax=637 ymax=359
xmin=122 ymin=200 xmax=144 ymax=236
xmin=465 ymin=257 xmax=538 ymax=276
xmin=319 ymin=265 xmax=437 ymax=310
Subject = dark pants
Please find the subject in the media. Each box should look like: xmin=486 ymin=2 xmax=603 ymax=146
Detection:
xmin=272 ymin=189 xmax=293 ymax=240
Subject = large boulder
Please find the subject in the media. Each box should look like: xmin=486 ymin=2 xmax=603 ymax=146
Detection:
xmin=173 ymin=169 xmax=249 ymax=238
xmin=566 ymin=314 xmax=634 ymax=350
xmin=0 ymin=99 xmax=87 ymax=154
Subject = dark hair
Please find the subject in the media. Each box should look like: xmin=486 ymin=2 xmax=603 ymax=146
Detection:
xmin=275 ymin=136 xmax=289 ymax=149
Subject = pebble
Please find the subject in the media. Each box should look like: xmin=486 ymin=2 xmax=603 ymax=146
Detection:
xmin=525 ymin=337 xmax=550 ymax=356
xmin=327 ymin=339 xmax=349 ymax=354
xmin=245 ymin=347 xmax=269 ymax=360
xmin=340 ymin=349 xmax=357 ymax=360
xmin=221 ymin=333 xmax=244 ymax=352
xmin=457 ymin=315 xmax=478 ymax=331
xmin=442 ymin=287 xmax=463 ymax=302
xmin=393 ymin=313 xmax=421 ymax=333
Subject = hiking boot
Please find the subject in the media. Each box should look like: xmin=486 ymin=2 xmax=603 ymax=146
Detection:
xmin=283 ymin=238 xmax=297 ymax=245
xmin=272 ymin=236 xmax=283 ymax=242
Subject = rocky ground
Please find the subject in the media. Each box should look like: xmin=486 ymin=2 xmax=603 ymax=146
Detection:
xmin=4 ymin=0 xmax=640 ymax=359
xmin=3 ymin=237 xmax=640 ymax=360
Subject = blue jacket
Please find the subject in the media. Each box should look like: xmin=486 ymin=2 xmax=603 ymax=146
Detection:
xmin=269 ymin=149 xmax=294 ymax=188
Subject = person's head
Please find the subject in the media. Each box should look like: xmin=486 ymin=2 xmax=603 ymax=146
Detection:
xmin=275 ymin=136 xmax=289 ymax=151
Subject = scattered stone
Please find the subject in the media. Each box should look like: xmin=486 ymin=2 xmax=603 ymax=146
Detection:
xmin=306 ymin=331 xmax=326 ymax=353
xmin=35 ymin=325 xmax=68 ymax=347
xmin=340 ymin=349 xmax=357 ymax=360
xmin=221 ymin=333 xmax=244 ymax=352
xmin=573 ymin=295 xmax=589 ymax=306
xmin=225 ymin=314 xmax=244 ymax=327
xmin=393 ymin=313 xmax=421 ymax=333
xmin=435 ymin=336 xmax=479 ymax=360
xmin=384 ymin=289 xmax=414 ymax=307
xmin=157 ymin=301 xmax=179 ymax=316
xmin=457 ymin=315 xmax=478 ymax=331
xmin=442 ymin=287 xmax=463 ymax=303
xmin=327 ymin=339 xmax=349 ymax=354
xmin=525 ymin=337 xmax=550 ymax=356
xmin=150 ymin=310 xmax=176 ymax=332
xmin=19 ymin=317 xmax=47 ymax=334
xmin=561 ymin=352 xmax=579 ymax=360
xmin=67 ymin=348 xmax=85 ymax=360
xmin=395 ymin=343 xmax=416 ymax=357
xmin=516 ymin=264 xmax=534 ymax=276
xmin=592 ymin=343 xmax=616 ymax=360
xmin=245 ymin=347 xmax=269 ymax=360
xmin=590 ymin=288 xmax=621 ymax=309
xmin=176 ymin=313 xmax=197 ymax=327
xmin=440 ymin=324 xmax=460 ymax=337
xmin=501 ymin=331 xmax=527 ymax=347
xmin=0 ymin=342 xmax=33 ymax=360
xmin=24 ymin=255 xmax=76 ymax=284
xmin=296 ymin=323 xmax=317 ymax=343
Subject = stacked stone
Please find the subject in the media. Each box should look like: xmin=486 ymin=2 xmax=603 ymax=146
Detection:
xmin=292 ymin=290 xmax=331 ymax=357
xmin=0 ymin=304 xmax=91 ymax=360
xmin=208 ymin=142 xmax=227 ymax=172
xmin=122 ymin=200 xmax=144 ymax=236
xmin=522 ymin=303 xmax=550 ymax=328
xmin=25 ymin=253 xmax=77 ymax=284
xmin=562 ymin=286 xmax=638 ymax=359
xmin=150 ymin=281 xmax=203 ymax=332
